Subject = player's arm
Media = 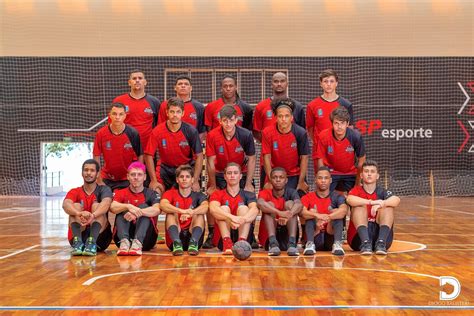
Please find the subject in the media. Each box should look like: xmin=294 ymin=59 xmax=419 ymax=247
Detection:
xmin=257 ymin=198 xmax=284 ymax=217
xmin=138 ymin=202 xmax=160 ymax=217
xmin=243 ymin=201 xmax=259 ymax=223
xmin=93 ymin=155 xmax=105 ymax=185
xmin=346 ymin=194 xmax=371 ymax=207
xmin=144 ymin=154 xmax=163 ymax=193
xmin=301 ymin=205 xmax=317 ymax=220
xmin=192 ymin=153 xmax=203 ymax=191
xmin=355 ymin=155 xmax=366 ymax=185
xmin=297 ymin=154 xmax=309 ymax=192
xmin=289 ymin=199 xmax=303 ymax=217
xmin=244 ymin=154 xmax=256 ymax=191
xmin=110 ymin=200 xmax=140 ymax=214
xmin=328 ymin=203 xmax=348 ymax=220
xmin=160 ymin=198 xmax=188 ymax=215
xmin=206 ymin=155 xmax=218 ymax=194
xmin=137 ymin=154 xmax=144 ymax=163
xmin=373 ymin=195 xmax=400 ymax=208
xmin=191 ymin=200 xmax=209 ymax=215
xmin=62 ymin=198 xmax=82 ymax=216
xmin=91 ymin=197 xmax=112 ymax=218
xmin=263 ymin=154 xmax=272 ymax=182
xmin=209 ymin=200 xmax=235 ymax=222
xmin=253 ymin=130 xmax=262 ymax=143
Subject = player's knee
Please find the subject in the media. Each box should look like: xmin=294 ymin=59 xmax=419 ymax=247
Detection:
xmin=284 ymin=200 xmax=295 ymax=210
xmin=73 ymin=203 xmax=83 ymax=211
xmin=237 ymin=205 xmax=250 ymax=216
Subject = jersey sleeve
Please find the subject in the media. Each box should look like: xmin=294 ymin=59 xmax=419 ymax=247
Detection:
xmin=193 ymin=192 xmax=208 ymax=207
xmin=158 ymin=100 xmax=168 ymax=124
xmin=144 ymin=127 xmax=159 ymax=156
xmin=65 ymin=188 xmax=79 ymax=202
xmin=125 ymin=125 xmax=143 ymax=156
xmin=300 ymin=194 xmax=311 ymax=208
xmin=161 ymin=189 xmax=173 ymax=202
xmin=237 ymin=128 xmax=256 ymax=156
xmin=113 ymin=188 xmax=126 ymax=203
xmin=261 ymin=127 xmax=271 ymax=155
xmin=253 ymin=102 xmax=264 ymax=132
xmin=97 ymin=185 xmax=113 ymax=201
xmin=330 ymin=192 xmax=346 ymax=208
xmin=294 ymin=126 xmax=310 ymax=156
xmin=305 ymin=101 xmax=315 ymax=130
xmin=294 ymin=100 xmax=306 ymax=129
xmin=349 ymin=129 xmax=366 ymax=158
xmin=239 ymin=100 xmax=254 ymax=131
xmin=377 ymin=187 xmax=394 ymax=200
xmin=184 ymin=124 xmax=203 ymax=154
xmin=315 ymin=132 xmax=326 ymax=160
xmin=93 ymin=130 xmax=102 ymax=157
xmin=194 ymin=101 xmax=206 ymax=134
xmin=204 ymin=102 xmax=214 ymax=129
xmin=285 ymin=188 xmax=301 ymax=201
xmin=243 ymin=190 xmax=257 ymax=204
xmin=145 ymin=188 xmax=161 ymax=205
xmin=210 ymin=190 xmax=222 ymax=203
xmin=205 ymin=131 xmax=217 ymax=157
xmin=145 ymin=95 xmax=161 ymax=128
xmin=339 ymin=97 xmax=354 ymax=126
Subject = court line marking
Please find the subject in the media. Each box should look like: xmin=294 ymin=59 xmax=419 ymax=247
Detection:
xmin=82 ymin=265 xmax=440 ymax=286
xmin=0 ymin=211 xmax=40 ymax=221
xmin=0 ymin=234 xmax=39 ymax=237
xmin=0 ymin=245 xmax=39 ymax=260
xmin=417 ymin=205 xmax=474 ymax=216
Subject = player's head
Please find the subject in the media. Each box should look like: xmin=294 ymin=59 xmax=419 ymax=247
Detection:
xmin=315 ymin=166 xmax=332 ymax=191
xmin=224 ymin=162 xmax=242 ymax=186
xmin=175 ymin=164 xmax=194 ymax=189
xmin=128 ymin=69 xmax=147 ymax=91
xmin=269 ymin=167 xmax=288 ymax=191
xmin=272 ymin=72 xmax=288 ymax=95
xmin=319 ymin=69 xmax=339 ymax=94
xmin=166 ymin=97 xmax=185 ymax=124
xmin=219 ymin=105 xmax=238 ymax=133
xmin=330 ymin=106 xmax=350 ymax=138
xmin=174 ymin=75 xmax=192 ymax=98
xmin=221 ymin=74 xmax=238 ymax=100
xmin=81 ymin=159 xmax=100 ymax=184
xmin=361 ymin=160 xmax=380 ymax=184
xmin=109 ymin=102 xmax=127 ymax=124
xmin=127 ymin=161 xmax=146 ymax=188
xmin=272 ymin=97 xmax=294 ymax=130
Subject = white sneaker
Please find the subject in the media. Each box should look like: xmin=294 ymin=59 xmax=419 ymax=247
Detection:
xmin=129 ymin=239 xmax=143 ymax=256
xmin=117 ymin=238 xmax=130 ymax=256
xmin=303 ymin=241 xmax=316 ymax=256
xmin=332 ymin=241 xmax=345 ymax=256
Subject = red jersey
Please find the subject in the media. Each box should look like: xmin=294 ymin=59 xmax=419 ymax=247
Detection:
xmin=204 ymin=98 xmax=253 ymax=131
xmin=161 ymin=188 xmax=207 ymax=230
xmin=206 ymin=126 xmax=255 ymax=173
xmin=253 ymin=97 xmax=306 ymax=132
xmin=93 ymin=125 xmax=142 ymax=181
xmin=112 ymin=93 xmax=160 ymax=149
xmin=301 ymin=191 xmax=346 ymax=230
xmin=158 ymin=99 xmax=206 ymax=134
xmin=261 ymin=123 xmax=309 ymax=176
xmin=315 ymin=128 xmax=365 ymax=175
xmin=65 ymin=185 xmax=112 ymax=213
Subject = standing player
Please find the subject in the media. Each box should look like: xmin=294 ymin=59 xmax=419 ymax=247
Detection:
xmin=63 ymin=159 xmax=113 ymax=256
xmin=253 ymin=72 xmax=305 ymax=142
xmin=110 ymin=162 xmax=161 ymax=256
xmin=346 ymin=160 xmax=400 ymax=255
xmin=158 ymin=75 xmax=206 ymax=140
xmin=316 ymin=106 xmax=366 ymax=192
xmin=113 ymin=69 xmax=161 ymax=149
xmin=205 ymin=74 xmax=253 ymax=131
xmin=257 ymin=168 xmax=302 ymax=256
xmin=261 ymin=98 xmax=310 ymax=193
xmin=145 ymin=97 xmax=203 ymax=194
xmin=160 ymin=165 xmax=209 ymax=256
xmin=301 ymin=166 xmax=348 ymax=256
xmin=306 ymin=69 xmax=354 ymax=145
xmin=94 ymin=103 xmax=142 ymax=191
xmin=209 ymin=163 xmax=259 ymax=255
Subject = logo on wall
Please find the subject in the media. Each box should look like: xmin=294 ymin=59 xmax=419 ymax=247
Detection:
xmin=457 ymin=81 xmax=473 ymax=153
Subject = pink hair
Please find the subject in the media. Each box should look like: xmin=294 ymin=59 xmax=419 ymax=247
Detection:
xmin=128 ymin=161 xmax=146 ymax=172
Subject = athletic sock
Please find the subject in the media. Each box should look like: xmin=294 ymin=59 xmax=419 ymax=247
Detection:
xmin=332 ymin=219 xmax=344 ymax=242
xmin=191 ymin=226 xmax=203 ymax=241
xmin=207 ymin=225 xmax=214 ymax=235
xmin=357 ymin=225 xmax=370 ymax=242
xmin=71 ymin=222 xmax=82 ymax=239
xmin=288 ymin=236 xmax=296 ymax=246
xmin=305 ymin=220 xmax=316 ymax=242
xmin=269 ymin=235 xmax=278 ymax=247
xmin=378 ymin=225 xmax=391 ymax=242
xmin=168 ymin=225 xmax=180 ymax=241
xmin=90 ymin=222 xmax=102 ymax=243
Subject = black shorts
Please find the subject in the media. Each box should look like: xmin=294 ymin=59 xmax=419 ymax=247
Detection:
xmin=349 ymin=221 xmax=394 ymax=251
xmin=113 ymin=217 xmax=158 ymax=251
xmin=313 ymin=231 xmax=335 ymax=251
xmin=68 ymin=224 xmax=112 ymax=251
xmin=103 ymin=179 xmax=129 ymax=191
xmin=330 ymin=175 xmax=356 ymax=192
xmin=160 ymin=163 xmax=178 ymax=191
xmin=166 ymin=228 xmax=205 ymax=251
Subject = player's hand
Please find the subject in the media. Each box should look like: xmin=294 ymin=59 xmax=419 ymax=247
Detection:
xmin=277 ymin=218 xmax=288 ymax=226
xmin=296 ymin=181 xmax=309 ymax=194
xmin=149 ymin=180 xmax=164 ymax=194
xmin=79 ymin=211 xmax=91 ymax=226
xmin=180 ymin=214 xmax=191 ymax=222
xmin=317 ymin=221 xmax=326 ymax=230
xmin=316 ymin=213 xmax=330 ymax=222
xmin=263 ymin=182 xmax=273 ymax=190
xmin=128 ymin=205 xmax=142 ymax=217
xmin=244 ymin=183 xmax=255 ymax=192
xmin=207 ymin=185 xmax=217 ymax=196
xmin=124 ymin=212 xmax=136 ymax=222
xmin=192 ymin=181 xmax=201 ymax=192
xmin=83 ymin=213 xmax=96 ymax=226
xmin=279 ymin=210 xmax=292 ymax=219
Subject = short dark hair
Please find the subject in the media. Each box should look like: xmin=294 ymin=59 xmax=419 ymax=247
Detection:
xmin=82 ymin=159 xmax=100 ymax=172
xmin=319 ymin=69 xmax=338 ymax=82
xmin=221 ymin=74 xmax=237 ymax=85
xmin=219 ymin=105 xmax=237 ymax=120
xmin=271 ymin=97 xmax=295 ymax=115
xmin=224 ymin=162 xmax=241 ymax=173
xmin=362 ymin=159 xmax=379 ymax=172
xmin=330 ymin=106 xmax=350 ymax=123
xmin=270 ymin=167 xmax=287 ymax=177
xmin=316 ymin=166 xmax=331 ymax=175
xmin=129 ymin=69 xmax=145 ymax=79
xmin=176 ymin=164 xmax=194 ymax=178
xmin=109 ymin=102 xmax=126 ymax=113
xmin=175 ymin=75 xmax=192 ymax=85
xmin=167 ymin=97 xmax=185 ymax=111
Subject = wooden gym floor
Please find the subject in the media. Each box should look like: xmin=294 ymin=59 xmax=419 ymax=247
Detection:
xmin=0 ymin=196 xmax=472 ymax=315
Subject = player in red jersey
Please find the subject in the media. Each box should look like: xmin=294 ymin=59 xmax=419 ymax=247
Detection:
xmin=205 ymin=74 xmax=253 ymax=131
xmin=145 ymin=97 xmax=203 ymax=194
xmin=112 ymin=69 xmax=161 ymax=149
xmin=316 ymin=106 xmax=366 ymax=193
xmin=306 ymin=69 xmax=354 ymax=146
xmin=94 ymin=103 xmax=142 ymax=191
xmin=63 ymin=159 xmax=113 ymax=256
xmin=261 ymin=98 xmax=309 ymax=193
xmin=209 ymin=163 xmax=259 ymax=255
xmin=110 ymin=162 xmax=161 ymax=256
xmin=160 ymin=165 xmax=209 ymax=256
xmin=346 ymin=160 xmax=400 ymax=255
xmin=158 ymin=75 xmax=206 ymax=140
xmin=253 ymin=72 xmax=306 ymax=142
xmin=257 ymin=168 xmax=302 ymax=256
xmin=301 ymin=166 xmax=348 ymax=256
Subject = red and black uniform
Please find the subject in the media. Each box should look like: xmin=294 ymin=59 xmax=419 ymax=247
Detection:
xmin=158 ymin=99 xmax=206 ymax=134
xmin=145 ymin=122 xmax=203 ymax=189
xmin=112 ymin=93 xmax=161 ymax=149
xmin=257 ymin=187 xmax=300 ymax=250
xmin=210 ymin=189 xmax=257 ymax=249
xmin=93 ymin=125 xmax=142 ymax=190
xmin=113 ymin=187 xmax=161 ymax=251
xmin=253 ymin=97 xmax=306 ymax=134
xmin=347 ymin=185 xmax=394 ymax=251
xmin=206 ymin=126 xmax=255 ymax=189
xmin=261 ymin=123 xmax=309 ymax=188
xmin=306 ymin=96 xmax=353 ymax=144
xmin=161 ymin=188 xmax=207 ymax=250
xmin=204 ymin=98 xmax=253 ymax=131
xmin=65 ymin=185 xmax=113 ymax=250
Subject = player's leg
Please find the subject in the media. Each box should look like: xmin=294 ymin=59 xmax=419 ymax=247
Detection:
xmin=165 ymin=213 xmax=184 ymax=256
xmin=375 ymin=207 xmax=395 ymax=255
xmin=115 ymin=212 xmax=132 ymax=255
xmin=327 ymin=218 xmax=345 ymax=256
xmin=83 ymin=204 xmax=110 ymax=256
xmin=303 ymin=218 xmax=317 ymax=256
xmin=203 ymin=175 xmax=226 ymax=250
xmin=284 ymin=200 xmax=299 ymax=256
xmin=351 ymin=206 xmax=372 ymax=255
xmin=68 ymin=203 xmax=86 ymax=256
xmin=188 ymin=214 xmax=205 ymax=255
xmin=130 ymin=216 xmax=156 ymax=255
xmin=236 ymin=205 xmax=252 ymax=241
xmin=263 ymin=209 xmax=280 ymax=256
xmin=216 ymin=205 xmax=233 ymax=255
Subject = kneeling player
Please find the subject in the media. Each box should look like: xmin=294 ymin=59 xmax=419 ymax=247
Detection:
xmin=160 ymin=165 xmax=209 ymax=256
xmin=346 ymin=160 xmax=400 ymax=255
xmin=301 ymin=166 xmax=348 ymax=256
xmin=257 ymin=168 xmax=302 ymax=256
xmin=209 ymin=163 xmax=259 ymax=255
xmin=110 ymin=162 xmax=161 ymax=256
xmin=63 ymin=159 xmax=113 ymax=256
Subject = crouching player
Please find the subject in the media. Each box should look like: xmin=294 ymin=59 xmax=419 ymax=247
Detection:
xmin=346 ymin=160 xmax=400 ymax=255
xmin=209 ymin=163 xmax=259 ymax=255
xmin=301 ymin=166 xmax=348 ymax=256
xmin=160 ymin=165 xmax=209 ymax=256
xmin=63 ymin=159 xmax=113 ymax=256
xmin=110 ymin=162 xmax=161 ymax=255
xmin=257 ymin=167 xmax=302 ymax=256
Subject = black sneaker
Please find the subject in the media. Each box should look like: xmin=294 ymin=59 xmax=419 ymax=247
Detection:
xmin=375 ymin=240 xmax=387 ymax=255
xmin=188 ymin=238 xmax=199 ymax=256
xmin=172 ymin=240 xmax=184 ymax=256
xmin=82 ymin=237 xmax=97 ymax=256
xmin=71 ymin=236 xmax=84 ymax=256
xmin=202 ymin=233 xmax=214 ymax=249
xmin=360 ymin=240 xmax=373 ymax=255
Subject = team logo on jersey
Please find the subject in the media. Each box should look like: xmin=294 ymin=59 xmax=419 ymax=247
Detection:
xmin=80 ymin=200 xmax=84 ymax=207
xmin=318 ymin=109 xmax=323 ymax=117
xmin=144 ymin=107 xmax=153 ymax=114
xmin=345 ymin=146 xmax=354 ymax=152
xmin=161 ymin=139 xmax=167 ymax=148
xmin=218 ymin=145 xmax=224 ymax=154
xmin=179 ymin=140 xmax=189 ymax=147
xmin=105 ymin=141 xmax=112 ymax=150
xmin=217 ymin=112 xmax=221 ymax=120
xmin=124 ymin=105 xmax=129 ymax=112
xmin=235 ymin=146 xmax=244 ymax=153
xmin=328 ymin=146 xmax=334 ymax=154
xmin=124 ymin=143 xmax=133 ymax=149
xmin=328 ymin=206 xmax=333 ymax=211
xmin=238 ymin=201 xmax=244 ymax=206
xmin=189 ymin=112 xmax=197 ymax=120
xmin=225 ymin=200 xmax=229 ymax=206
xmin=266 ymin=110 xmax=273 ymax=119
xmin=290 ymin=141 xmax=297 ymax=148
xmin=175 ymin=202 xmax=180 ymax=208
xmin=237 ymin=115 xmax=243 ymax=122
xmin=273 ymin=141 xmax=278 ymax=150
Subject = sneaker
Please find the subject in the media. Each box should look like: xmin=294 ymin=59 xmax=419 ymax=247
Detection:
xmin=287 ymin=243 xmax=299 ymax=256
xmin=202 ymin=233 xmax=214 ymax=249
xmin=172 ymin=240 xmax=184 ymax=256
xmin=128 ymin=239 xmax=143 ymax=256
xmin=82 ymin=237 xmax=97 ymax=256
xmin=222 ymin=237 xmax=233 ymax=255
xmin=332 ymin=241 xmax=345 ymax=256
xmin=117 ymin=238 xmax=130 ymax=256
xmin=188 ymin=239 xmax=199 ymax=256
xmin=360 ymin=240 xmax=373 ymax=255
xmin=375 ymin=240 xmax=387 ymax=255
xmin=156 ymin=235 xmax=165 ymax=244
xmin=268 ymin=243 xmax=281 ymax=256
xmin=71 ymin=236 xmax=84 ymax=256
xmin=251 ymin=237 xmax=259 ymax=250
xmin=303 ymin=241 xmax=316 ymax=256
